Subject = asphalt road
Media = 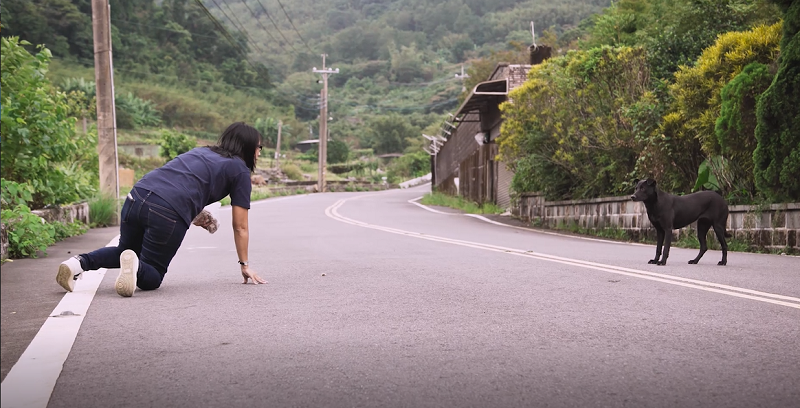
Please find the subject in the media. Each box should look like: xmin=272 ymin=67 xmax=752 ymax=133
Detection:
xmin=11 ymin=186 xmax=800 ymax=407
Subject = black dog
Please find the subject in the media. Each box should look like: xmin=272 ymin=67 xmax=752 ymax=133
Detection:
xmin=631 ymin=178 xmax=730 ymax=266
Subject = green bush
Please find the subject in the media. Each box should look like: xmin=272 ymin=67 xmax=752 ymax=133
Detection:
xmin=53 ymin=221 xmax=88 ymax=241
xmin=386 ymin=151 xmax=430 ymax=183
xmin=1 ymin=36 xmax=97 ymax=207
xmin=754 ymin=0 xmax=800 ymax=202
xmin=1 ymin=179 xmax=34 ymax=207
xmin=499 ymin=46 xmax=653 ymax=200
xmin=1 ymin=205 xmax=56 ymax=258
xmin=280 ymin=164 xmax=304 ymax=181
xmin=115 ymin=92 xmax=162 ymax=129
xmin=327 ymin=140 xmax=350 ymax=164
xmin=158 ymin=129 xmax=197 ymax=161
xmin=714 ymin=62 xmax=775 ymax=201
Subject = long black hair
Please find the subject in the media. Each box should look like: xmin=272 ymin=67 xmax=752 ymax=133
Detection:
xmin=208 ymin=122 xmax=262 ymax=172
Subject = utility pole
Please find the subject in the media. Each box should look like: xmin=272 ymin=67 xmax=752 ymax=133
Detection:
xmin=313 ymin=55 xmax=338 ymax=192
xmin=455 ymin=64 xmax=469 ymax=92
xmin=92 ymin=0 xmax=119 ymax=223
xmin=274 ymin=120 xmax=282 ymax=168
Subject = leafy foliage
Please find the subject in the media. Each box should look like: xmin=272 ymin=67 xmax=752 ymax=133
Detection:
xmin=1 ymin=36 xmax=97 ymax=207
xmin=581 ymin=0 xmax=781 ymax=79
xmin=714 ymin=62 xmax=775 ymax=200
xmin=499 ymin=46 xmax=653 ymax=199
xmin=366 ymin=114 xmax=421 ymax=155
xmin=754 ymin=0 xmax=800 ymax=201
xmin=387 ymin=151 xmax=430 ymax=183
xmin=327 ymin=140 xmax=350 ymax=165
xmin=656 ymin=22 xmax=781 ymax=194
xmin=115 ymin=92 xmax=162 ymax=129
xmin=1 ymin=205 xmax=56 ymax=258
xmin=158 ymin=129 xmax=197 ymax=161
xmin=1 ymin=179 xmax=34 ymax=207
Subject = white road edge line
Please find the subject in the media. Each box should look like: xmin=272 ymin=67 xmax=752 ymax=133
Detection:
xmin=217 ymin=193 xmax=308 ymax=211
xmin=1 ymin=235 xmax=120 ymax=408
xmin=328 ymin=197 xmax=800 ymax=310
xmin=408 ymin=196 xmax=639 ymax=246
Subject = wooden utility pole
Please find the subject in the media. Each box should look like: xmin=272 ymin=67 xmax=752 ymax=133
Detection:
xmin=92 ymin=0 xmax=119 ymax=222
xmin=274 ymin=120 xmax=282 ymax=168
xmin=313 ymin=55 xmax=338 ymax=192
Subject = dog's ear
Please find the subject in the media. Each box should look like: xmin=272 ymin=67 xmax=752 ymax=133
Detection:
xmin=633 ymin=178 xmax=640 ymax=185
xmin=646 ymin=178 xmax=657 ymax=186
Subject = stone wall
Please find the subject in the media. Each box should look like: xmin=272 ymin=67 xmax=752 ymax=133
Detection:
xmin=516 ymin=193 xmax=799 ymax=251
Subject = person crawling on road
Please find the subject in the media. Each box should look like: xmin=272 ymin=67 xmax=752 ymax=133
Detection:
xmin=56 ymin=122 xmax=267 ymax=297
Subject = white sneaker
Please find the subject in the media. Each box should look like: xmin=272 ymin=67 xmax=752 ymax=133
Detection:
xmin=116 ymin=250 xmax=139 ymax=297
xmin=57 ymin=257 xmax=84 ymax=292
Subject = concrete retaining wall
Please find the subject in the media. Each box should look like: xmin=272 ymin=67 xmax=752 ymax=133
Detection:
xmin=516 ymin=193 xmax=799 ymax=251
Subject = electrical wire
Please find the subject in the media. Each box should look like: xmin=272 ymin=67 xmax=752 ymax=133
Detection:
xmin=207 ymin=0 xmax=267 ymax=56
xmin=252 ymin=0 xmax=299 ymax=54
xmin=273 ymin=0 xmax=314 ymax=53
xmin=237 ymin=0 xmax=292 ymax=55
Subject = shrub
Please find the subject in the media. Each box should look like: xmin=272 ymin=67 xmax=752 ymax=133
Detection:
xmin=754 ymin=0 xmax=800 ymax=202
xmin=115 ymin=92 xmax=162 ymax=129
xmin=158 ymin=129 xmax=197 ymax=161
xmin=1 ymin=205 xmax=56 ymax=258
xmin=53 ymin=221 xmax=88 ymax=241
xmin=714 ymin=62 xmax=775 ymax=201
xmin=659 ymin=22 xmax=782 ymax=193
xmin=281 ymin=164 xmax=304 ymax=181
xmin=1 ymin=37 xmax=97 ymax=207
xmin=499 ymin=46 xmax=653 ymax=200
xmin=386 ymin=151 xmax=430 ymax=182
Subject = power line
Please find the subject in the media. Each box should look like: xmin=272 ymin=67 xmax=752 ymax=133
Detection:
xmin=273 ymin=0 xmax=313 ymax=53
xmin=191 ymin=0 xmax=251 ymax=64
xmin=237 ymin=0 xmax=292 ymax=55
xmin=252 ymin=0 xmax=299 ymax=54
xmin=207 ymin=0 xmax=266 ymax=56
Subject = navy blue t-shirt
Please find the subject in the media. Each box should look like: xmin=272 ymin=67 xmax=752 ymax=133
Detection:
xmin=135 ymin=147 xmax=251 ymax=226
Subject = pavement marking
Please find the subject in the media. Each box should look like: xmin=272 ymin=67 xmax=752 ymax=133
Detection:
xmin=408 ymin=196 xmax=638 ymax=246
xmin=1 ymin=236 xmax=120 ymax=408
xmin=217 ymin=193 xmax=308 ymax=211
xmin=327 ymin=196 xmax=800 ymax=310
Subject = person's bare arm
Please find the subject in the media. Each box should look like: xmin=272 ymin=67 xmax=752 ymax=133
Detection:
xmin=232 ymin=205 xmax=266 ymax=284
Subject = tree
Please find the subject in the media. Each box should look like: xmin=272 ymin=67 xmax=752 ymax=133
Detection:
xmin=715 ymin=62 xmax=775 ymax=200
xmin=498 ymin=46 xmax=654 ymax=200
xmin=754 ymin=0 xmax=800 ymax=201
xmin=658 ymin=22 xmax=781 ymax=193
xmin=368 ymin=114 xmax=420 ymax=155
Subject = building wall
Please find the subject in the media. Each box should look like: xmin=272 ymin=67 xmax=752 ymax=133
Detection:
xmin=496 ymin=162 xmax=514 ymax=210
xmin=434 ymin=113 xmax=481 ymax=189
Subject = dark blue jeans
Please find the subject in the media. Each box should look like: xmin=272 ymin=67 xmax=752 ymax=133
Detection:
xmin=80 ymin=187 xmax=189 ymax=290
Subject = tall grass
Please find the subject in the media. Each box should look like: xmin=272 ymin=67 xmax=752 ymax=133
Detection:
xmin=89 ymin=195 xmax=118 ymax=227
xmin=419 ymin=192 xmax=504 ymax=214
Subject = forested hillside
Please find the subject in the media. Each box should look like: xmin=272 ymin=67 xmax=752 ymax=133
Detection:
xmin=1 ymin=0 xmax=610 ymax=148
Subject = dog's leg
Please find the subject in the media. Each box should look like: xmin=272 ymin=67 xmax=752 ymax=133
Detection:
xmin=649 ymin=226 xmax=664 ymax=264
xmin=689 ymin=219 xmax=711 ymax=264
xmin=713 ymin=223 xmax=728 ymax=266
xmin=658 ymin=224 xmax=673 ymax=265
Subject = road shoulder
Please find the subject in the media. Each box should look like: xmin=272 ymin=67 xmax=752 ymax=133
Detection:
xmin=0 ymin=227 xmax=119 ymax=382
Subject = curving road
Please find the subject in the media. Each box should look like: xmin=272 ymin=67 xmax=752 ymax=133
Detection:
xmin=4 ymin=185 xmax=799 ymax=408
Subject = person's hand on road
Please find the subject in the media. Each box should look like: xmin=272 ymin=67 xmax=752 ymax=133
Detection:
xmin=241 ymin=265 xmax=267 ymax=284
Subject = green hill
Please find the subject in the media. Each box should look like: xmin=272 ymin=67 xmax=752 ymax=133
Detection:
xmin=1 ymin=0 xmax=611 ymax=149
